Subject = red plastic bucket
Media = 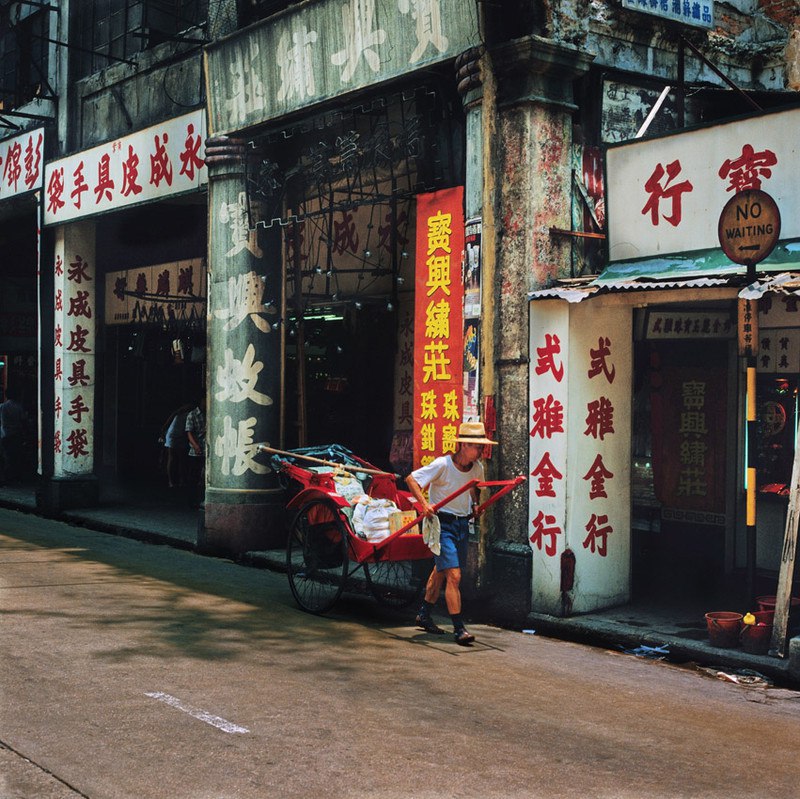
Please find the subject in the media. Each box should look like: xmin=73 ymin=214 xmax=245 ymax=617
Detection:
xmin=705 ymin=612 xmax=742 ymax=648
xmin=740 ymin=615 xmax=773 ymax=655
xmin=755 ymin=595 xmax=800 ymax=613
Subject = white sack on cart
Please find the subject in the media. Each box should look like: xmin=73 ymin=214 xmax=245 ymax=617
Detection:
xmin=351 ymin=496 xmax=397 ymax=542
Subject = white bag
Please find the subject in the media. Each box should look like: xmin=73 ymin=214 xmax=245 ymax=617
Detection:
xmin=351 ymin=497 xmax=397 ymax=542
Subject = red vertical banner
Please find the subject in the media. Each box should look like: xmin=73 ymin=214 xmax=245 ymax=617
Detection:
xmin=413 ymin=187 xmax=465 ymax=468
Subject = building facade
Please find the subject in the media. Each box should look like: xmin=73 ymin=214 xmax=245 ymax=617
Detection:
xmin=1 ymin=0 xmax=798 ymax=625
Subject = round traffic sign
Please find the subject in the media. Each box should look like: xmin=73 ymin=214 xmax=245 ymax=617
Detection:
xmin=718 ymin=189 xmax=781 ymax=266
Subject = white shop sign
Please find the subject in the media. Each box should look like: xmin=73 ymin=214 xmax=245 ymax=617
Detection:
xmin=0 ymin=127 xmax=44 ymax=200
xmin=44 ymin=111 xmax=206 ymax=225
xmin=529 ymin=300 xmax=632 ymax=615
xmin=606 ymin=107 xmax=800 ymax=262
xmin=621 ymin=0 xmax=713 ymax=29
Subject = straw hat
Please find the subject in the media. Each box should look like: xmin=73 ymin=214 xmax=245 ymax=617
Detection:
xmin=455 ymin=421 xmax=498 ymax=445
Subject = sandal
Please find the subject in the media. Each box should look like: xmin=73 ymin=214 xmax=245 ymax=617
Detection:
xmin=454 ymin=628 xmax=475 ymax=646
xmin=415 ymin=614 xmax=445 ymax=635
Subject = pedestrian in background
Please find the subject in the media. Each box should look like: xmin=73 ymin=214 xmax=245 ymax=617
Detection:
xmin=160 ymin=403 xmax=193 ymax=490
xmin=0 ymin=389 xmax=27 ymax=485
xmin=185 ymin=397 xmax=206 ymax=506
xmin=405 ymin=420 xmax=497 ymax=645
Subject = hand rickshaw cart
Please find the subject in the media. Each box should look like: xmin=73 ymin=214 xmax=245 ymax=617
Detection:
xmin=260 ymin=444 xmax=525 ymax=615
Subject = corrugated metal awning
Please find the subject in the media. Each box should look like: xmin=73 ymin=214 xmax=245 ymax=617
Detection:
xmin=529 ymin=239 xmax=800 ymax=303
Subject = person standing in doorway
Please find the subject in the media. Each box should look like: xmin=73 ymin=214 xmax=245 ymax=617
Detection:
xmin=185 ymin=396 xmax=206 ymax=506
xmin=405 ymin=421 xmax=497 ymax=645
xmin=161 ymin=403 xmax=193 ymax=489
xmin=0 ymin=389 xmax=27 ymax=484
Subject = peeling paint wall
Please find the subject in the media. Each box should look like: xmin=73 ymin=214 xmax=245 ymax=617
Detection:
xmin=71 ymin=40 xmax=205 ymax=150
xmin=541 ymin=0 xmax=794 ymax=89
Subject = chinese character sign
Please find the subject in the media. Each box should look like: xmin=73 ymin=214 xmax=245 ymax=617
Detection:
xmin=44 ymin=111 xmax=206 ymax=225
xmin=205 ymin=0 xmax=480 ymax=134
xmin=606 ymin=107 xmax=800 ymax=261
xmin=528 ymin=300 xmax=632 ymax=615
xmin=0 ymin=128 xmax=44 ymax=200
xmin=622 ymin=0 xmax=713 ymax=29
xmin=53 ymin=224 xmax=95 ymax=477
xmin=413 ymin=187 xmax=464 ymax=468
xmin=528 ymin=303 xmax=569 ymax=606
xmin=650 ymin=362 xmax=726 ymax=516
xmin=104 ymin=259 xmax=206 ymax=326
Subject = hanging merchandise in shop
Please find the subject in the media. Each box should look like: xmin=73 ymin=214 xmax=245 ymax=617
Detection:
xmin=104 ymin=258 xmax=206 ymax=327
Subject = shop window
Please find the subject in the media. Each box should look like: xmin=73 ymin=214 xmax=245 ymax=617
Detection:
xmin=71 ymin=0 xmax=208 ymax=79
xmin=0 ymin=8 xmax=49 ymax=111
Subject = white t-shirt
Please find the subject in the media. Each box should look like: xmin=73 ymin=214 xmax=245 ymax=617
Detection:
xmin=411 ymin=455 xmax=484 ymax=517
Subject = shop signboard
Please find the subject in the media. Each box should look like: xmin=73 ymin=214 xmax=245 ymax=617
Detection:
xmin=529 ymin=299 xmax=632 ymax=614
xmin=0 ymin=127 xmax=44 ymax=201
xmin=204 ymin=0 xmax=480 ymax=135
xmin=53 ymin=223 xmax=96 ymax=478
xmin=413 ymin=187 xmax=464 ymax=468
xmin=43 ymin=110 xmax=206 ymax=226
xmin=621 ymin=0 xmax=714 ymax=29
xmin=606 ymin=107 xmax=800 ymax=262
xmin=104 ymin=259 xmax=206 ymax=326
xmin=650 ymin=362 xmax=727 ymax=523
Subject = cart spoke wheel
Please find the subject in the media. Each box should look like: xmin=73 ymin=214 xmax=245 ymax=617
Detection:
xmin=286 ymin=499 xmax=349 ymax=614
xmin=363 ymin=558 xmax=425 ymax=609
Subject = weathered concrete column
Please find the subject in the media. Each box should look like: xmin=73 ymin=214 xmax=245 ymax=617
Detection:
xmin=38 ymin=220 xmax=100 ymax=512
xmin=484 ymin=36 xmax=593 ymax=620
xmin=202 ymin=139 xmax=284 ymax=555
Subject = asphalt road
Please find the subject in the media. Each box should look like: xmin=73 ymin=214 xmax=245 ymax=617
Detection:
xmin=2 ymin=507 xmax=799 ymax=799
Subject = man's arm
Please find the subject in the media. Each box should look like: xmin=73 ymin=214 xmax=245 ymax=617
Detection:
xmin=405 ymin=474 xmax=435 ymax=517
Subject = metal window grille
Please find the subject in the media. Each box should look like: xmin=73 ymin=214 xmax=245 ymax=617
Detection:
xmin=72 ymin=0 xmax=207 ymax=79
xmin=0 ymin=9 xmax=49 ymax=111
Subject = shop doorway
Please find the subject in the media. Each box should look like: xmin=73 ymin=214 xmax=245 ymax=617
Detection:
xmin=632 ymin=337 xmax=734 ymax=602
xmin=106 ymin=325 xmax=205 ymax=485
xmin=284 ymin=306 xmax=396 ymax=469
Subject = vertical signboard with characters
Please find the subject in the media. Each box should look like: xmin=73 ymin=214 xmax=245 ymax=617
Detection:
xmin=529 ymin=299 xmax=632 ymax=614
xmin=529 ymin=302 xmax=570 ymax=614
xmin=566 ymin=301 xmax=632 ymax=612
xmin=413 ymin=188 xmax=464 ymax=468
xmin=53 ymin=224 xmax=95 ymax=478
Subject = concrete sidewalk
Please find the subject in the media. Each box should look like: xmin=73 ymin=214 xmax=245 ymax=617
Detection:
xmin=2 ymin=477 xmax=798 ymax=686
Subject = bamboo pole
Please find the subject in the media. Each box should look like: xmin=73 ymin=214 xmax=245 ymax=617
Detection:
xmin=257 ymin=444 xmax=397 ymax=478
xmin=769 ymin=417 xmax=800 ymax=656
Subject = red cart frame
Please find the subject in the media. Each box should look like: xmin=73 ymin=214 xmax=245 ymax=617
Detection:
xmin=260 ymin=445 xmax=525 ymax=614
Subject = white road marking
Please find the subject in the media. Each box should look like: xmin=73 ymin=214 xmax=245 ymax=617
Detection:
xmin=145 ymin=692 xmax=250 ymax=734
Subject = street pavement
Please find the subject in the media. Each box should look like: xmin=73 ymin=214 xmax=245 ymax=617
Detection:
xmin=2 ymin=507 xmax=800 ymax=799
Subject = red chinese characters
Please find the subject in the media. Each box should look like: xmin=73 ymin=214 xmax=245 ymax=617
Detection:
xmin=54 ymin=247 xmax=95 ymax=465
xmin=530 ymin=327 xmax=566 ymax=555
xmin=71 ymin=162 xmax=88 ymax=209
xmin=47 ymin=167 xmax=66 ymax=215
xmin=641 ymin=160 xmax=693 ymax=227
xmin=581 ymin=336 xmax=617 ymax=557
xmin=149 ymin=133 xmax=174 ymax=188
xmin=43 ymin=112 xmax=206 ymax=223
xmin=718 ymin=144 xmax=777 ymax=193
xmin=178 ymin=123 xmax=204 ymax=180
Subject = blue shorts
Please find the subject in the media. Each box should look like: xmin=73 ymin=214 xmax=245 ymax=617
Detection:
xmin=434 ymin=512 xmax=470 ymax=571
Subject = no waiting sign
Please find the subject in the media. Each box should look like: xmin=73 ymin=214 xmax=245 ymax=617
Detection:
xmin=718 ymin=189 xmax=781 ymax=266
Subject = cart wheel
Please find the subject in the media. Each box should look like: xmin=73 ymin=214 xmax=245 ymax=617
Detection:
xmin=286 ymin=499 xmax=349 ymax=614
xmin=364 ymin=559 xmax=426 ymax=609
